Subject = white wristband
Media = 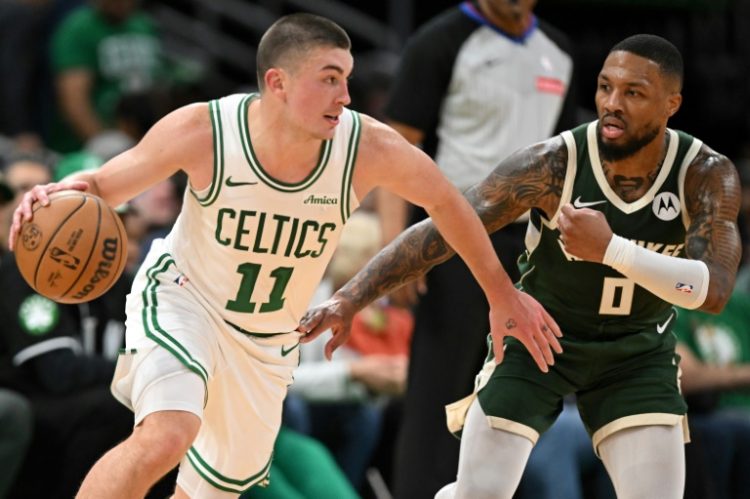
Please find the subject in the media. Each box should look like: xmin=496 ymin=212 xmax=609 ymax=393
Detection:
xmin=602 ymin=234 xmax=710 ymax=310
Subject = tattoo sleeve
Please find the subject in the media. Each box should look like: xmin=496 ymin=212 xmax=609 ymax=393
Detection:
xmin=337 ymin=138 xmax=568 ymax=309
xmin=684 ymin=146 xmax=742 ymax=311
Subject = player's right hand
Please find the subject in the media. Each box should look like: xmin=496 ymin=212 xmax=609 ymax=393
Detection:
xmin=8 ymin=180 xmax=89 ymax=251
xmin=297 ymin=293 xmax=359 ymax=361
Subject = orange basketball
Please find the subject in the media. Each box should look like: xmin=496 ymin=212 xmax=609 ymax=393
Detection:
xmin=15 ymin=190 xmax=127 ymax=304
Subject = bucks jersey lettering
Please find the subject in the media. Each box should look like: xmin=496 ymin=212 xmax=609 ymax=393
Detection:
xmin=518 ymin=121 xmax=702 ymax=337
xmin=162 ymin=93 xmax=361 ymax=334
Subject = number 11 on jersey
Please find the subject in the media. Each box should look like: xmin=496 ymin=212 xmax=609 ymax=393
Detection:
xmin=226 ymin=263 xmax=294 ymax=314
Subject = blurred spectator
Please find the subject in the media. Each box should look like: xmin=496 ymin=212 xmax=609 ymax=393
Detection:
xmin=240 ymin=427 xmax=359 ymax=499
xmin=0 ymin=157 xmax=53 ymax=256
xmin=0 ymin=389 xmax=33 ymax=497
xmin=0 ymin=0 xmax=51 ymax=151
xmin=676 ymin=292 xmax=750 ymax=419
xmin=0 ymin=172 xmax=15 ymax=257
xmin=380 ymin=1 xmax=577 ymax=496
xmin=289 ymin=212 xmax=412 ymax=492
xmin=0 ymin=251 xmax=134 ymax=498
xmin=48 ymin=0 xmax=173 ymax=153
xmin=674 ymin=291 xmax=750 ymax=498
xmin=0 ymin=156 xmax=169 ymax=497
xmin=4 ymin=156 xmax=54 ymax=195
xmin=131 ymin=174 xmax=183 ymax=263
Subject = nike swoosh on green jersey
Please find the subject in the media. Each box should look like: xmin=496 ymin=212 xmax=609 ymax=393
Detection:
xmin=225 ymin=176 xmax=258 ymax=187
xmin=281 ymin=342 xmax=300 ymax=357
xmin=572 ymin=196 xmax=607 ymax=208
xmin=656 ymin=312 xmax=674 ymax=334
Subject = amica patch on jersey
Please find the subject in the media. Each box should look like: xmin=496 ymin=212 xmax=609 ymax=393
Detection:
xmin=18 ymin=294 xmax=60 ymax=336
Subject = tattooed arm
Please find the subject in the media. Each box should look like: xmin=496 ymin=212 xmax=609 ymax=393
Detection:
xmin=332 ymin=137 xmax=567 ymax=310
xmin=333 ymin=137 xmax=568 ymax=311
xmin=684 ymin=146 xmax=742 ymax=313
xmin=299 ymin=136 xmax=568 ymax=360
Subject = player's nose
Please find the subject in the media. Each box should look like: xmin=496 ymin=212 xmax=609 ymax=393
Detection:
xmin=338 ymin=82 xmax=351 ymax=106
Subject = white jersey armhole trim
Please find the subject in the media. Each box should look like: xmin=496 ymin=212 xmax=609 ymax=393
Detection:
xmin=549 ymin=130 xmax=578 ymax=227
xmin=677 ymin=138 xmax=704 ymax=230
xmin=190 ymin=99 xmax=224 ymax=205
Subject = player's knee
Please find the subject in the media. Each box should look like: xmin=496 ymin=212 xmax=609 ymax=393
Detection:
xmin=135 ymin=411 xmax=201 ymax=466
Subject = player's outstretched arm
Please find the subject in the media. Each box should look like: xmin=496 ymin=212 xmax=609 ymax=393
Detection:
xmin=8 ymin=103 xmax=213 ymax=250
xmin=300 ymin=125 xmax=567 ymax=367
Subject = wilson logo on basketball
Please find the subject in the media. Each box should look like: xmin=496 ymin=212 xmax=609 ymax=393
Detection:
xmin=21 ymin=223 xmax=42 ymax=251
xmin=70 ymin=238 xmax=119 ymax=300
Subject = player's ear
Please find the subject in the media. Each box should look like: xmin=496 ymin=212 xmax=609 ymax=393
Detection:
xmin=665 ymin=92 xmax=682 ymax=118
xmin=264 ymin=68 xmax=287 ymax=98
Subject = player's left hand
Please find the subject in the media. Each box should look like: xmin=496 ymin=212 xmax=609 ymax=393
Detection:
xmin=557 ymin=203 xmax=613 ymax=262
xmin=489 ymin=289 xmax=563 ymax=372
xmin=297 ymin=294 xmax=358 ymax=361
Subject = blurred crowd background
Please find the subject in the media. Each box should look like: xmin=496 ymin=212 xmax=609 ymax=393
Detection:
xmin=1 ymin=1 xmax=749 ymax=498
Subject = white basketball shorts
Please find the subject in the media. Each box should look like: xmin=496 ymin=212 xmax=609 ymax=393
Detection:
xmin=112 ymin=249 xmax=301 ymax=498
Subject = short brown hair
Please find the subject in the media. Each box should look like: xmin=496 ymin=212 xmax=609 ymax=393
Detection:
xmin=256 ymin=13 xmax=351 ymax=91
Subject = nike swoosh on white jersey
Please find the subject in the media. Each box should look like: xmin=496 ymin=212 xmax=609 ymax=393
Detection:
xmin=656 ymin=313 xmax=674 ymax=334
xmin=573 ymin=196 xmax=607 ymax=208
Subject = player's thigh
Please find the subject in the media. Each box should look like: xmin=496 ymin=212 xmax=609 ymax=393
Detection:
xmin=577 ymin=342 xmax=687 ymax=453
xmin=476 ymin=339 xmax=576 ymax=441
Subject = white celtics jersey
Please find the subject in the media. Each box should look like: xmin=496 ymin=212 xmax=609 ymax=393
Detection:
xmin=163 ymin=93 xmax=361 ymax=334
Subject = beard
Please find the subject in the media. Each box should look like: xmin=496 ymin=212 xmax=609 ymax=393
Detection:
xmin=597 ymin=121 xmax=660 ymax=162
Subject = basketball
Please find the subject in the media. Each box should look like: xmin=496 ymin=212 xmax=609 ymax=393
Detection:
xmin=15 ymin=190 xmax=128 ymax=304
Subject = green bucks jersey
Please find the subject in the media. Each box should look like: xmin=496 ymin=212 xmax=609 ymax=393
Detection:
xmin=163 ymin=93 xmax=361 ymax=334
xmin=519 ymin=121 xmax=703 ymax=338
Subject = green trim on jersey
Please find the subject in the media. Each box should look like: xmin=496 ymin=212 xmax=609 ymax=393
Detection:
xmin=519 ymin=122 xmax=700 ymax=337
xmin=186 ymin=446 xmax=273 ymax=493
xmin=142 ymin=253 xmax=210 ymax=386
xmin=191 ymin=100 xmax=224 ymax=206
xmin=340 ymin=110 xmax=361 ymax=223
xmin=224 ymin=319 xmax=289 ymax=338
xmin=238 ymin=94 xmax=332 ymax=192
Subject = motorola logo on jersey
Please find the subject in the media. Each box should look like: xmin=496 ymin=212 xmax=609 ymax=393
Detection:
xmin=652 ymin=192 xmax=680 ymax=221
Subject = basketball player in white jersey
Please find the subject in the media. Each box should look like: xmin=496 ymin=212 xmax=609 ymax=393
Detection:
xmin=9 ymin=13 xmax=562 ymax=499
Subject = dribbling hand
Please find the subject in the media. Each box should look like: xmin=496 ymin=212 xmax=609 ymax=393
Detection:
xmin=8 ymin=180 xmax=89 ymax=251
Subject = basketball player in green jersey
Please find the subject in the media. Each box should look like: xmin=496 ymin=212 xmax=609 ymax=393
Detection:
xmin=8 ymin=13 xmax=561 ymax=499
xmin=301 ymin=34 xmax=741 ymax=499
